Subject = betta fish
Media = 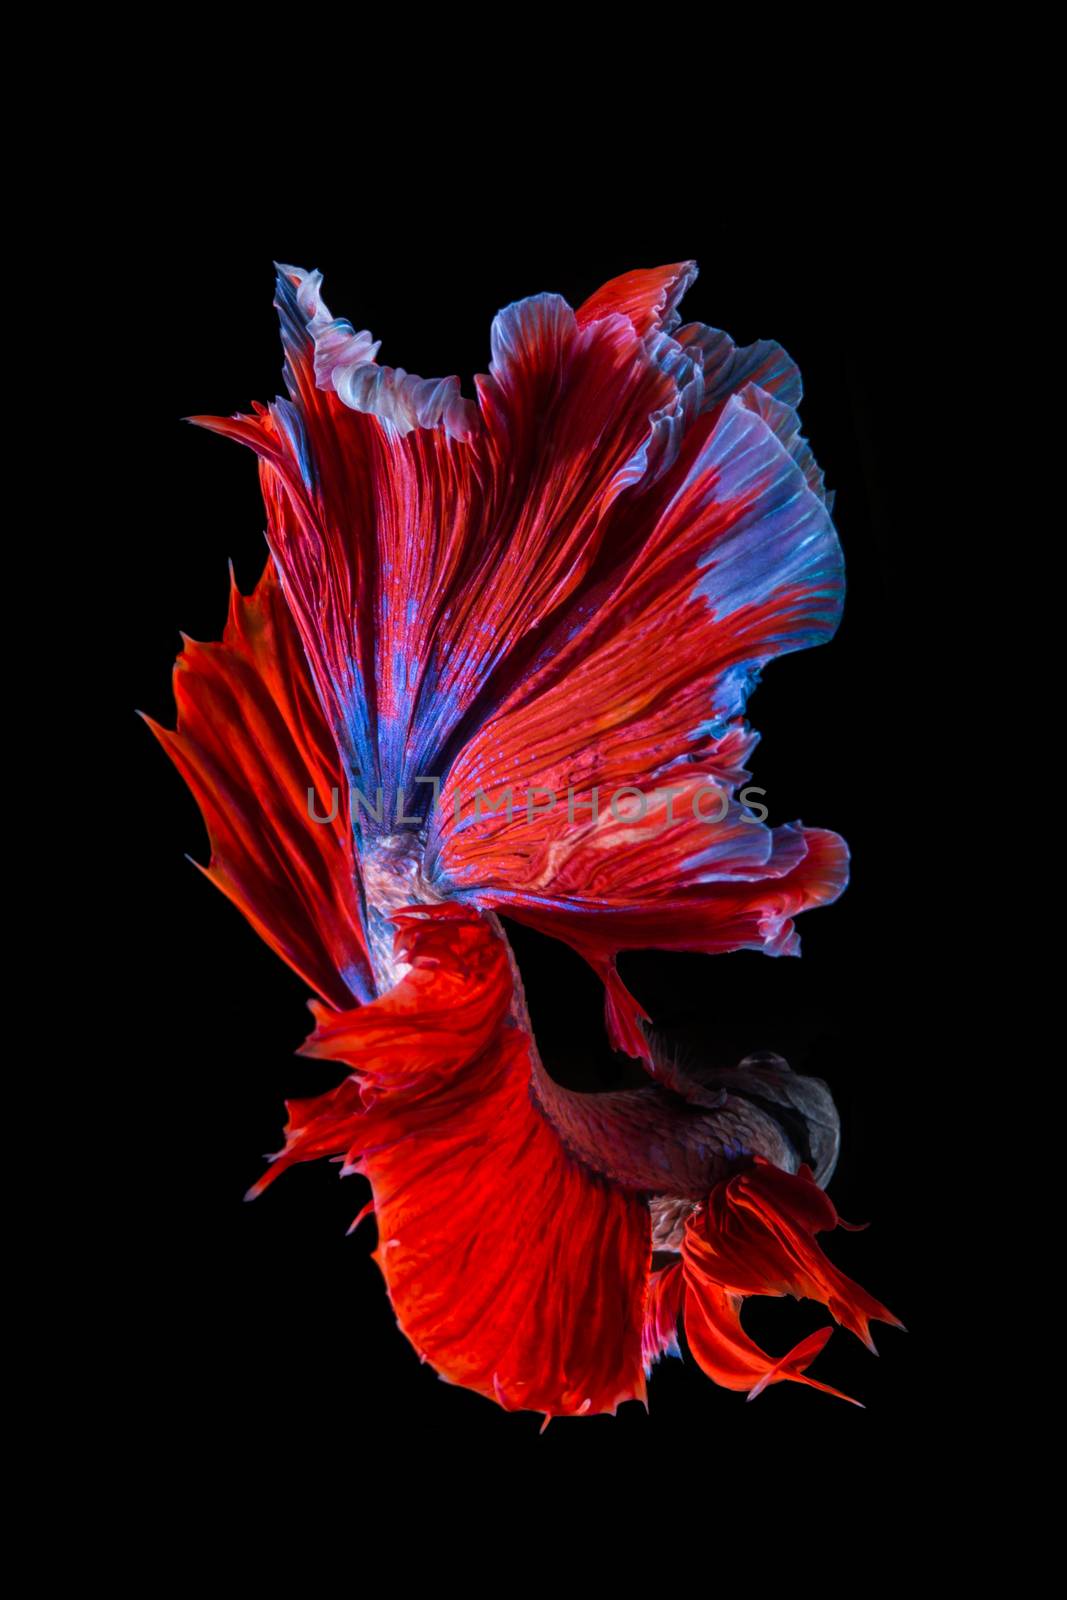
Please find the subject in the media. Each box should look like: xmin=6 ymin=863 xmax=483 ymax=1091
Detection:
xmin=145 ymin=260 xmax=902 ymax=1423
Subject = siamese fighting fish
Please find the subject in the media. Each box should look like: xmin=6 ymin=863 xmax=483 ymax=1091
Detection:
xmin=146 ymin=261 xmax=901 ymax=1424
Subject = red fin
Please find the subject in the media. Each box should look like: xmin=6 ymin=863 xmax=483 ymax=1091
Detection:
xmin=681 ymin=1157 xmax=903 ymax=1399
xmin=253 ymin=905 xmax=652 ymax=1418
xmin=189 ymin=269 xmax=689 ymax=813
xmin=747 ymin=1327 xmax=862 ymax=1407
xmin=472 ymin=828 xmax=848 ymax=1062
xmin=682 ymin=1274 xmax=860 ymax=1403
xmin=705 ymin=1160 xmax=903 ymax=1350
xmin=576 ymin=262 xmax=698 ymax=337
xmin=429 ymin=387 xmax=847 ymax=1058
xmin=144 ymin=560 xmax=372 ymax=1008
xmin=642 ymin=1260 xmax=685 ymax=1373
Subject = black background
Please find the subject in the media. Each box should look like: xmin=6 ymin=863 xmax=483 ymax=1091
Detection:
xmin=116 ymin=193 xmax=941 ymax=1492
